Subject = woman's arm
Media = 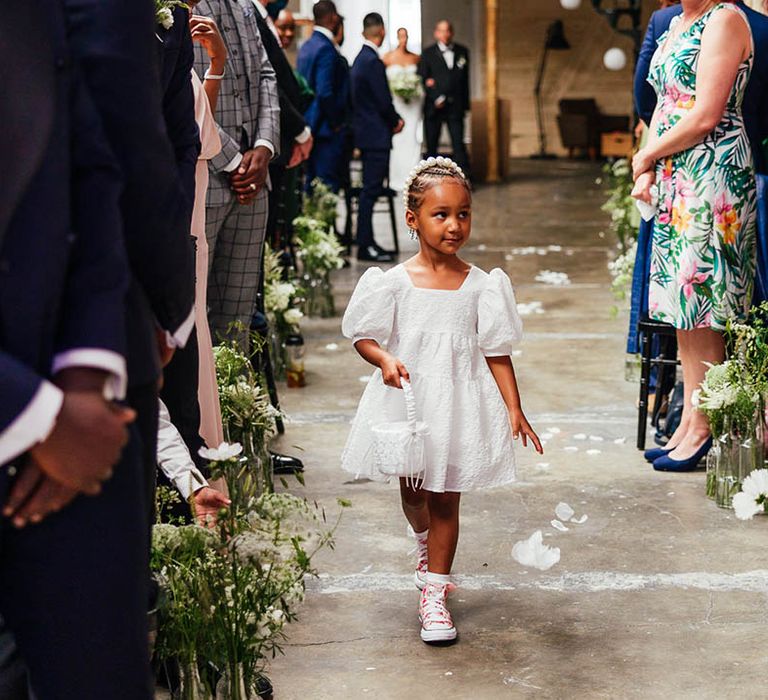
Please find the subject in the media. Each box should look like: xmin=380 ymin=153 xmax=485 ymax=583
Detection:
xmin=354 ymin=339 xmax=410 ymax=389
xmin=633 ymin=10 xmax=750 ymax=179
xmin=486 ymin=356 xmax=543 ymax=453
xmin=190 ymin=15 xmax=227 ymax=113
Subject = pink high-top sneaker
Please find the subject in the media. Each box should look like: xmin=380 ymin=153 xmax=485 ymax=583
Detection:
xmin=419 ymin=582 xmax=457 ymax=643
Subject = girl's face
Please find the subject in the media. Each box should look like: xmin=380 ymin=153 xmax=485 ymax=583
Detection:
xmin=407 ymin=181 xmax=472 ymax=256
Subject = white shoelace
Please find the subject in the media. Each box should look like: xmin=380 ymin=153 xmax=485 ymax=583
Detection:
xmin=420 ymin=584 xmax=454 ymax=629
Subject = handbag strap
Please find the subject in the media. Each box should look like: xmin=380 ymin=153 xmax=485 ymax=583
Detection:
xmin=401 ymin=379 xmax=418 ymax=430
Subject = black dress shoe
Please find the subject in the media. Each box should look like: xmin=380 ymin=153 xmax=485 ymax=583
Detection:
xmin=357 ymin=246 xmax=394 ymax=263
xmin=270 ymin=451 xmax=305 ymax=474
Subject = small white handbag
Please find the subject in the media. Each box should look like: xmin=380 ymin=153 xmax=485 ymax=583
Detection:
xmin=370 ymin=380 xmax=429 ymax=489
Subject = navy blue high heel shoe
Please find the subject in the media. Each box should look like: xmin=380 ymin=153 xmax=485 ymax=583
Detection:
xmin=644 ymin=446 xmax=671 ymax=463
xmin=652 ymin=437 xmax=713 ymax=472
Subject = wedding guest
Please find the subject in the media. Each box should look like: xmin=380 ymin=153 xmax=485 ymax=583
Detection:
xmin=297 ymin=0 xmax=350 ymax=192
xmin=418 ymin=20 xmax=471 ymax=175
xmin=158 ymin=1 xmax=211 ymax=487
xmin=193 ymin=0 xmax=280 ymax=345
xmin=383 ymin=28 xmax=424 ymax=191
xmin=253 ymin=0 xmax=314 ymax=249
xmin=274 ymin=8 xmax=297 ymax=50
xmin=189 ymin=13 xmax=226 ymax=449
xmin=61 ymin=0 xmax=197 ymax=533
xmin=351 ymin=13 xmax=404 ymax=263
xmin=632 ymin=1 xmax=757 ymax=472
xmin=0 ymin=1 xmax=151 ymax=696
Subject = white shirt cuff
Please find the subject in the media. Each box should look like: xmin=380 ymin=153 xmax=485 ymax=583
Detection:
xmin=295 ymin=127 xmax=312 ymax=145
xmin=222 ymin=151 xmax=244 ymax=173
xmin=253 ymin=139 xmax=275 ymax=157
xmin=164 ymin=307 xmax=196 ymax=350
xmin=52 ymin=349 xmax=127 ymax=401
xmin=156 ymin=400 xmax=208 ymax=500
xmin=0 ymin=381 xmax=63 ymax=467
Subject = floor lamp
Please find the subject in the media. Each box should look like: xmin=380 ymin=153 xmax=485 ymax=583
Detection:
xmin=532 ymin=20 xmax=570 ymax=159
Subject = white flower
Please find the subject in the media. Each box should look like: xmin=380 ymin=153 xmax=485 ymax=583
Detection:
xmin=157 ymin=7 xmax=174 ymax=29
xmin=198 ymin=441 xmax=243 ymax=462
xmin=283 ymin=308 xmax=303 ymax=326
xmin=732 ymin=470 xmax=768 ymax=521
xmin=511 ymin=530 xmax=560 ymax=571
xmin=691 ymin=389 xmax=701 ymax=409
xmin=732 ymin=492 xmax=763 ymax=520
xmin=741 ymin=468 xmax=768 ymax=498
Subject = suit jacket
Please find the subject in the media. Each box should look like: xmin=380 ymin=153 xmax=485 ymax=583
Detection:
xmin=62 ymin=0 xmax=196 ymax=387
xmin=158 ymin=6 xmax=201 ymax=207
xmin=193 ymin=0 xmax=281 ymax=206
xmin=418 ymin=43 xmax=470 ymax=116
xmin=254 ymin=11 xmax=308 ymax=168
xmin=0 ymin=0 xmax=129 ymax=451
xmin=351 ymin=45 xmax=401 ymax=152
xmin=297 ymin=30 xmax=350 ymax=140
xmin=635 ymin=2 xmax=768 ymax=174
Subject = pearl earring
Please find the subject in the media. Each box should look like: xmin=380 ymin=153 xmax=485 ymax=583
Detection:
xmin=409 ymin=228 xmax=418 ymax=240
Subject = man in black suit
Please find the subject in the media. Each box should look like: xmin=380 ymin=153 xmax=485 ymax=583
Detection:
xmin=62 ymin=0 xmax=197 ymax=530
xmin=418 ymin=19 xmax=470 ymax=175
xmin=0 ymin=1 xmax=154 ymax=696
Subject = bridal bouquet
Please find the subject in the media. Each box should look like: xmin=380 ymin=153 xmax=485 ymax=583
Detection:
xmin=389 ymin=71 xmax=423 ymax=103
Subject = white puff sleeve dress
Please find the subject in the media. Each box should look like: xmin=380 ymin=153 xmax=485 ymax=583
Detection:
xmin=341 ymin=265 xmax=523 ymax=493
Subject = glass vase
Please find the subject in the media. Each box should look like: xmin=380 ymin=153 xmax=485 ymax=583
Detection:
xmin=177 ymin=655 xmax=208 ymax=700
xmin=624 ymin=354 xmax=641 ymax=383
xmin=705 ymin=436 xmax=723 ymax=501
xmin=715 ymin=431 xmax=740 ymax=509
xmin=269 ymin=328 xmax=286 ymax=381
xmin=215 ymin=664 xmax=250 ymax=700
xmin=301 ymin=272 xmax=335 ymax=318
xmin=715 ymin=407 xmax=766 ymax=509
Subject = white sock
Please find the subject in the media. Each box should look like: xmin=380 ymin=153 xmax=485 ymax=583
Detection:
xmin=426 ymin=571 xmax=451 ymax=586
xmin=414 ymin=528 xmax=429 ymax=543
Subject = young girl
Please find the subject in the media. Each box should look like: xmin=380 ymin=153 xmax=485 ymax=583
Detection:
xmin=341 ymin=157 xmax=542 ymax=644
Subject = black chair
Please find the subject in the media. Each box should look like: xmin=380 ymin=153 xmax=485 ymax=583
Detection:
xmin=637 ymin=319 xmax=679 ymax=450
xmin=342 ymin=158 xmax=400 ymax=255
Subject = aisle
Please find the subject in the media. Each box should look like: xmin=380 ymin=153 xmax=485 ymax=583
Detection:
xmin=268 ymin=161 xmax=768 ymax=699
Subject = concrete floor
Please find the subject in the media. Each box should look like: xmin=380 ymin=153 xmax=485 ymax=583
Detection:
xmin=265 ymin=161 xmax=768 ymax=700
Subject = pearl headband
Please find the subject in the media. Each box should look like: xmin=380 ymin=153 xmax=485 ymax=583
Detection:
xmin=402 ymin=156 xmax=467 ymax=210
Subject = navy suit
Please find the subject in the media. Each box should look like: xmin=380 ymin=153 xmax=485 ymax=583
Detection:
xmin=351 ymin=44 xmax=401 ymax=250
xmin=298 ymin=30 xmax=350 ymax=192
xmin=0 ymin=1 xmax=151 ymax=697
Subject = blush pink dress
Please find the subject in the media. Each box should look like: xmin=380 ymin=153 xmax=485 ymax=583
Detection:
xmin=192 ymin=71 xmax=224 ymax=448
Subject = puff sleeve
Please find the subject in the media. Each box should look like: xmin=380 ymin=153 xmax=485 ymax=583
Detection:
xmin=341 ymin=267 xmax=396 ymax=347
xmin=477 ymin=269 xmax=524 ymax=357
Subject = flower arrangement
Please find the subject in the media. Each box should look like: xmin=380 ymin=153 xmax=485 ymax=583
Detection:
xmin=155 ymin=0 xmax=188 ymax=29
xmin=732 ymin=468 xmax=768 ymax=520
xmin=388 ymin=71 xmax=423 ymax=103
xmin=152 ymin=456 xmax=347 ymax=699
xmin=600 ymin=159 xmax=641 ymax=254
xmin=213 ymin=334 xmax=283 ymax=495
xmin=607 ymin=240 xmax=637 ymax=305
xmin=302 ymin=178 xmax=339 ymax=229
xmin=292 ymin=216 xmax=345 ymax=318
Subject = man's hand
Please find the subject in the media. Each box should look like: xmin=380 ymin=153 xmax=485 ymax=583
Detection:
xmin=393 ymin=119 xmax=405 ymax=135
xmin=230 ymin=146 xmax=271 ymax=202
xmin=156 ymin=327 xmax=175 ymax=368
xmin=192 ymin=486 xmax=231 ymax=527
xmin=3 ymin=461 xmax=78 ymax=528
xmin=288 ymin=136 xmax=313 ymax=169
xmin=28 ymin=391 xmax=135 ymax=495
xmin=434 ymin=95 xmax=447 ymax=109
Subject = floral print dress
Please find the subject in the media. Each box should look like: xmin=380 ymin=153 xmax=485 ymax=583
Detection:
xmin=648 ymin=3 xmax=757 ymax=331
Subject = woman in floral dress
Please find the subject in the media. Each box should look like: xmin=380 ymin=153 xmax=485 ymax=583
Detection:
xmin=632 ymin=1 xmax=756 ymax=471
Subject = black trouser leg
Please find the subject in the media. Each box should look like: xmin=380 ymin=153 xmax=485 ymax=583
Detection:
xmin=424 ymin=112 xmax=443 ymax=158
xmin=446 ymin=111 xmax=470 ymax=174
xmin=357 ymin=149 xmax=390 ymax=251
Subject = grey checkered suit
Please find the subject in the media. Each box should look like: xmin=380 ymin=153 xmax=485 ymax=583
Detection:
xmin=193 ymin=0 xmax=280 ymax=343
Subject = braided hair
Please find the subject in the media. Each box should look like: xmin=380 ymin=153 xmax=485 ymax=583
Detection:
xmin=403 ymin=157 xmax=472 ymax=214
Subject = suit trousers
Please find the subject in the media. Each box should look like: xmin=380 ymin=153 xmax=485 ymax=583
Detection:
xmin=306 ymin=136 xmax=346 ymax=194
xmin=0 ymin=428 xmax=153 ymax=700
xmin=357 ymin=149 xmax=391 ymax=251
xmin=424 ymin=109 xmax=470 ymax=175
xmin=205 ymin=189 xmax=269 ymax=347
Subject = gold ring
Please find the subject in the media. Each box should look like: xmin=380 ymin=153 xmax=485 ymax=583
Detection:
xmin=249 ymin=183 xmax=257 ymax=191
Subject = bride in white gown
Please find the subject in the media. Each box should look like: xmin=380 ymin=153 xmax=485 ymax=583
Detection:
xmin=383 ymin=29 xmax=423 ymax=191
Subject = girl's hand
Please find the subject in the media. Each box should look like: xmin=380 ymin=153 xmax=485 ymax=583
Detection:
xmin=632 ymin=149 xmax=655 ymax=181
xmin=190 ymin=15 xmax=227 ymax=71
xmin=510 ymin=410 xmax=543 ymax=454
xmin=631 ymin=170 xmax=656 ymax=204
xmin=380 ymin=354 xmax=410 ymax=389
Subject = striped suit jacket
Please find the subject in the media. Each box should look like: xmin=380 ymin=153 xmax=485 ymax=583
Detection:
xmin=193 ymin=0 xmax=280 ymax=205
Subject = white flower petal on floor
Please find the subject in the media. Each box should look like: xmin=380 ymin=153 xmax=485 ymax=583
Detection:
xmin=512 ymin=530 xmax=561 ymax=571
xmin=540 ymin=432 xmax=554 ymax=441
xmin=732 ymin=491 xmax=764 ymax=521
xmin=555 ymin=502 xmax=575 ymax=521
xmin=572 ymin=514 xmax=589 ymax=524
xmin=573 ymin=433 xmax=587 ymax=440
xmin=589 ymin=435 xmax=604 ymax=442
xmin=586 ymin=449 xmax=602 ymax=456
xmin=517 ymin=301 xmax=546 ymax=316
xmin=547 ymin=427 xmax=562 ymax=434
xmin=512 ymin=350 xmax=523 ymax=357
xmin=198 ymin=441 xmax=243 ymax=462
xmin=564 ymin=446 xmax=579 ymax=452
xmin=535 ymin=270 xmax=572 ymax=286
xmin=536 ymin=463 xmax=551 ymax=472
xmin=325 ymin=343 xmax=339 ymax=351
xmin=614 ymin=437 xmax=627 ymax=445
xmin=358 ymin=376 xmax=371 ymax=383
xmin=551 ymin=520 xmax=569 ymax=532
